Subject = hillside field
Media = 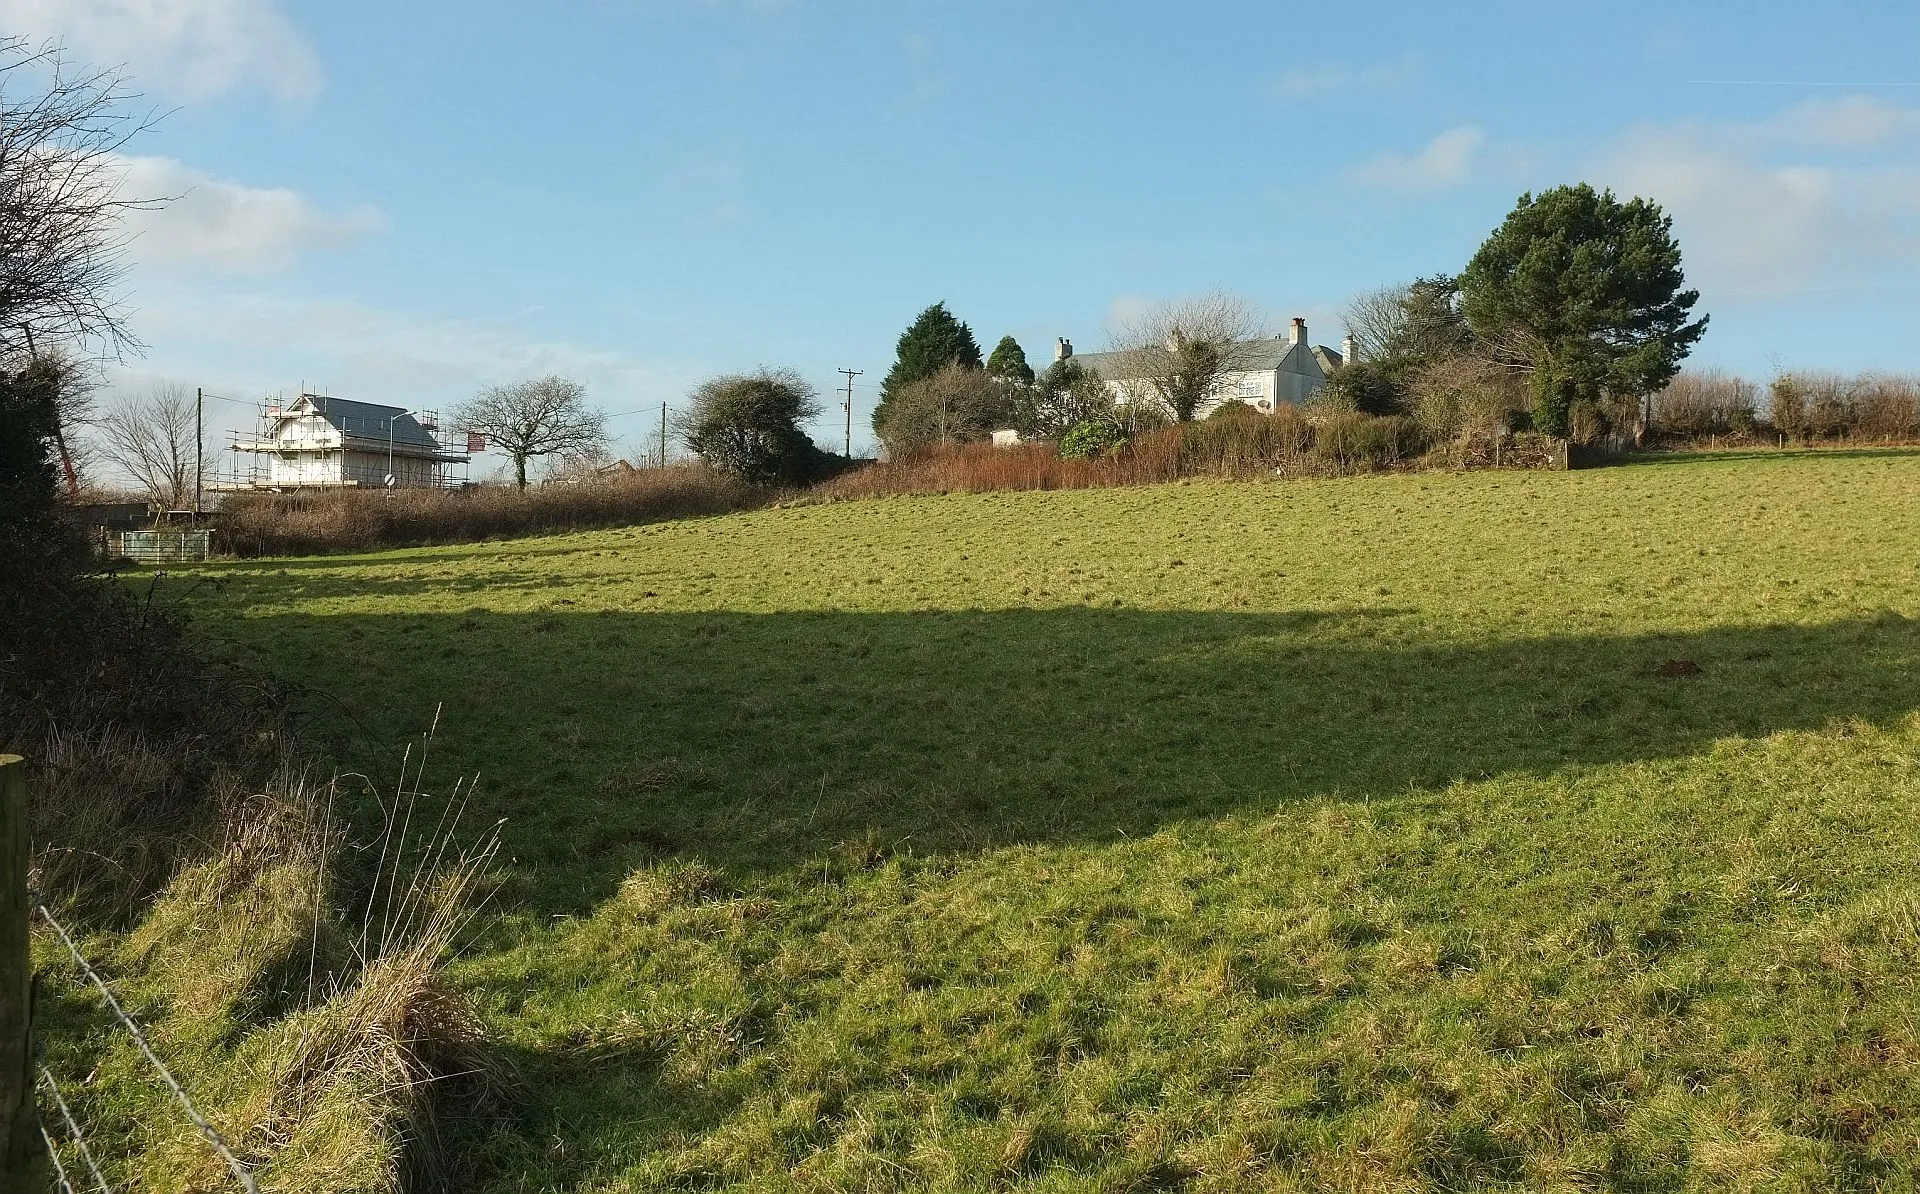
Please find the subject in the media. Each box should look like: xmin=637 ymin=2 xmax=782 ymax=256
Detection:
xmin=165 ymin=449 xmax=1920 ymax=1191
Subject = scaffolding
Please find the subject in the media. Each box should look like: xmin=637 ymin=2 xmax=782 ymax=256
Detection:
xmin=215 ymin=393 xmax=473 ymax=492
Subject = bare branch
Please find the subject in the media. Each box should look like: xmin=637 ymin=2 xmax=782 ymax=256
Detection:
xmin=1107 ymin=292 xmax=1268 ymax=422
xmin=1341 ymin=285 xmax=1410 ymax=364
xmin=0 ymin=37 xmax=161 ymax=361
xmin=91 ymin=379 xmax=197 ymax=507
xmin=460 ymin=375 xmax=606 ymax=489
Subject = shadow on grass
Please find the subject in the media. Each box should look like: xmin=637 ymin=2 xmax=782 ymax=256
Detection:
xmin=235 ymin=604 xmax=1920 ymax=914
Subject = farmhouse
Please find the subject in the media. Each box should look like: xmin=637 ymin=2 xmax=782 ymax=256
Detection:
xmin=1061 ymin=317 xmax=1352 ymax=415
xmin=228 ymin=393 xmax=469 ymax=490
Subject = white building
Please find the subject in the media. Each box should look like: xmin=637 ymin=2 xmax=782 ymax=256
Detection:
xmin=229 ymin=394 xmax=469 ymax=490
xmin=1058 ymin=317 xmax=1351 ymax=416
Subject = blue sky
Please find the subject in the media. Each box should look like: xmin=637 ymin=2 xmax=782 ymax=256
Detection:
xmin=14 ymin=0 xmax=1920 ymax=462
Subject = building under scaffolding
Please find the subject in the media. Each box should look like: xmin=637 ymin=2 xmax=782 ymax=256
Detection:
xmin=222 ymin=393 xmax=471 ymax=490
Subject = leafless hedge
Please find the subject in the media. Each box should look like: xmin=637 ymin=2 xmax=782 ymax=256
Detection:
xmin=1646 ymin=369 xmax=1920 ymax=445
xmin=215 ymin=465 xmax=762 ymax=557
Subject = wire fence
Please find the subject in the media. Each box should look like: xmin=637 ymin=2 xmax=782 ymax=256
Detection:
xmin=40 ymin=1066 xmax=109 ymax=1194
xmin=34 ymin=900 xmax=261 ymax=1194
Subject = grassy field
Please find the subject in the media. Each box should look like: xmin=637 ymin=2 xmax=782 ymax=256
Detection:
xmin=148 ymin=449 xmax=1920 ymax=1190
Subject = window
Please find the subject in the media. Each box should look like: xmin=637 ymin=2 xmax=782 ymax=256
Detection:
xmin=1236 ymin=375 xmax=1264 ymax=398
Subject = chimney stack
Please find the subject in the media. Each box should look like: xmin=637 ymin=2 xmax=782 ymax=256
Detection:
xmin=1341 ymin=334 xmax=1357 ymax=366
xmin=1289 ymin=317 xmax=1307 ymax=347
xmin=1055 ymin=337 xmax=1073 ymax=361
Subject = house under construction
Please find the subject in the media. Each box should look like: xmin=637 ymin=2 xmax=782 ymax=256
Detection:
xmin=224 ymin=394 xmax=471 ymax=490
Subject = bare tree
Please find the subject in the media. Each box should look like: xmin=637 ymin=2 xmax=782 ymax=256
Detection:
xmin=1343 ymin=276 xmax=1472 ymax=367
xmin=1108 ymin=292 xmax=1266 ymax=422
xmin=1342 ymin=285 xmax=1412 ymax=365
xmin=93 ymin=380 xmax=197 ymax=507
xmin=0 ymin=39 xmax=155 ymax=359
xmin=0 ymin=40 xmax=162 ymax=500
xmin=875 ymin=362 xmax=1008 ymax=454
xmin=461 ymin=375 xmax=606 ymax=489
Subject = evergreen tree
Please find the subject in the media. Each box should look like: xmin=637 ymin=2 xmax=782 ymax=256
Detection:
xmin=985 ymin=335 xmax=1034 ymax=384
xmin=874 ymin=302 xmax=982 ymax=434
xmin=1461 ymin=184 xmax=1707 ymax=440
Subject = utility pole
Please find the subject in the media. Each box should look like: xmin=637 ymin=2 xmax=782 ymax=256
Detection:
xmin=195 ymin=387 xmax=204 ymax=517
xmin=660 ymin=401 xmax=668 ymax=469
xmin=837 ymin=369 xmax=862 ymax=459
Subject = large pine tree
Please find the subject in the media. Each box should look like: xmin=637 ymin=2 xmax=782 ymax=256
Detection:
xmin=1461 ymin=184 xmax=1706 ymax=439
xmin=874 ymin=302 xmax=982 ymax=434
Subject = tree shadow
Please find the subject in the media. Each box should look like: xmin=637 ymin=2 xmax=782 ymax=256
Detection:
xmin=231 ymin=604 xmax=1920 ymax=914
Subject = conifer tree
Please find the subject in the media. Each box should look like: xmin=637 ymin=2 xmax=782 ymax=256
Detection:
xmin=1461 ymin=184 xmax=1706 ymax=439
xmin=985 ymin=335 xmax=1034 ymax=384
xmin=874 ymin=302 xmax=982 ymax=434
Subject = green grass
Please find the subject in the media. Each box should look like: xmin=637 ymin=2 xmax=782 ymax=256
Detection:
xmin=164 ymin=450 xmax=1920 ymax=1191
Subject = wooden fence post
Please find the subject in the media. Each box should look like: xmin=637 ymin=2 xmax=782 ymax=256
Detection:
xmin=0 ymin=755 xmax=45 ymax=1192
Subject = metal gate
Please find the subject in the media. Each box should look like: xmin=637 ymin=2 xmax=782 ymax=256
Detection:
xmin=107 ymin=529 xmax=212 ymax=564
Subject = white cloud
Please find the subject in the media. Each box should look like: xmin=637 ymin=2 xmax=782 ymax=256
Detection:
xmin=0 ymin=0 xmax=322 ymax=102
xmin=1272 ymin=56 xmax=1419 ymax=100
xmin=121 ymin=289 xmax=694 ymax=413
xmin=1753 ymin=95 xmax=1920 ymax=153
xmin=115 ymin=155 xmax=386 ymax=273
xmin=1592 ymin=97 xmax=1920 ymax=294
xmin=1351 ymin=125 xmax=1485 ymax=189
xmin=1102 ymin=292 xmax=1155 ymax=333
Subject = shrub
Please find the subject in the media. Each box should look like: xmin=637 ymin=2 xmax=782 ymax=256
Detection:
xmin=1180 ymin=407 xmax=1310 ymax=476
xmin=1319 ymin=362 xmax=1406 ymax=416
xmin=1852 ymin=375 xmax=1920 ymax=439
xmin=683 ymin=368 xmax=831 ymax=486
xmin=1060 ymin=420 xmax=1126 ymax=459
xmin=875 ymin=362 xmax=1009 ymax=454
xmin=1014 ymin=358 xmax=1113 ymax=442
xmin=1313 ymin=412 xmax=1425 ymax=468
xmin=1408 ymin=357 xmax=1526 ymax=444
xmin=1205 ymin=398 xmax=1257 ymax=420
xmin=1803 ymin=373 xmax=1854 ymax=440
xmin=1650 ymin=369 xmax=1759 ymax=441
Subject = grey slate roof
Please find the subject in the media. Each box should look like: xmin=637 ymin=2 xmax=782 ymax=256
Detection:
xmin=297 ymin=396 xmax=444 ymax=452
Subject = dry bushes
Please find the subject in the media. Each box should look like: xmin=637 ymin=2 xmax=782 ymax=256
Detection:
xmin=1647 ymin=369 xmax=1920 ymax=446
xmin=817 ymin=441 xmax=1159 ymax=498
xmin=216 ymin=465 xmax=762 ymax=557
xmin=816 ymin=409 xmax=1452 ymax=501
xmin=1407 ymin=356 xmax=1529 ymax=444
xmin=1649 ymin=369 xmax=1760 ymax=441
